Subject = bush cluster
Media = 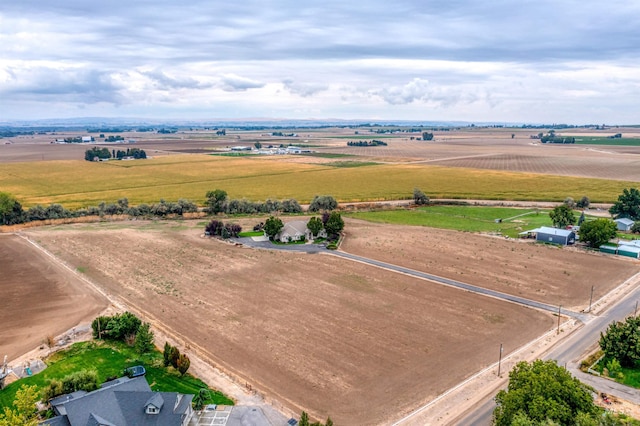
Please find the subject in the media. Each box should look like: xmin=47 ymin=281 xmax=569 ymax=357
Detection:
xmin=42 ymin=370 xmax=99 ymax=400
xmin=91 ymin=312 xmax=142 ymax=342
xmin=205 ymin=219 xmax=242 ymax=238
xmin=163 ymin=342 xmax=190 ymax=376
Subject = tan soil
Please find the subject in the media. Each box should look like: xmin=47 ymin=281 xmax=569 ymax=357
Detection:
xmin=0 ymin=234 xmax=108 ymax=361
xmin=340 ymin=219 xmax=640 ymax=310
xmin=25 ymin=222 xmax=553 ymax=425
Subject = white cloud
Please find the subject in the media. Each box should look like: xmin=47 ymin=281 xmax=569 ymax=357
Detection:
xmin=218 ymin=74 xmax=265 ymax=92
xmin=0 ymin=1 xmax=638 ymax=122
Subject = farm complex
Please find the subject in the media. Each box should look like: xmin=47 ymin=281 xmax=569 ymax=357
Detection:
xmin=2 ymin=125 xmax=640 ymax=424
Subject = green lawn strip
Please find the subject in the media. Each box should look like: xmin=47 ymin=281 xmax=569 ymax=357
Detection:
xmin=345 ymin=206 xmax=557 ymax=237
xmin=0 ymin=341 xmax=232 ymax=409
xmin=574 ymin=137 xmax=640 ymax=146
xmin=301 ymin=153 xmax=354 ymax=158
xmin=238 ymin=230 xmax=264 ymax=237
xmin=325 ymin=161 xmax=379 ymax=168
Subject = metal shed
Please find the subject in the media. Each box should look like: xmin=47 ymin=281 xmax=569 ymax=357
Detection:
xmin=618 ymin=245 xmax=640 ymax=259
xmin=600 ymin=245 xmax=618 ymax=255
xmin=529 ymin=226 xmax=576 ymax=245
xmin=615 ymin=218 xmax=635 ymax=231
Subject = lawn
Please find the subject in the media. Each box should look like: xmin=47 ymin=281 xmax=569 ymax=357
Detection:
xmin=593 ymin=356 xmax=640 ymax=389
xmin=0 ymin=340 xmax=233 ymax=409
xmin=345 ymin=206 xmax=558 ymax=237
xmin=238 ymin=230 xmax=264 ymax=237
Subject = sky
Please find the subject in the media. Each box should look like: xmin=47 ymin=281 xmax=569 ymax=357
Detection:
xmin=1 ymin=1 xmax=639 ymax=124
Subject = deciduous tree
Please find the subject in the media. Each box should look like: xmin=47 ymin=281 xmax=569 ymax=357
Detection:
xmin=307 ymin=217 xmax=323 ymax=237
xmin=599 ymin=315 xmax=640 ymax=368
xmin=206 ymin=189 xmax=228 ymax=214
xmin=609 ymin=187 xmax=640 ymax=220
xmin=308 ymin=195 xmax=338 ymax=212
xmin=493 ymin=360 xmax=599 ymax=426
xmin=549 ymin=204 xmax=576 ymax=228
xmin=579 ymin=218 xmax=617 ymax=248
xmin=263 ymin=216 xmax=284 ymax=240
xmin=324 ymin=211 xmax=344 ymax=236
xmin=0 ymin=192 xmax=24 ymax=226
xmin=0 ymin=384 xmax=39 ymax=426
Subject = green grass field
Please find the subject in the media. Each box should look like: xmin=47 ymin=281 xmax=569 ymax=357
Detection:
xmin=593 ymin=356 xmax=640 ymax=389
xmin=0 ymin=155 xmax=635 ymax=209
xmin=346 ymin=206 xmax=559 ymax=237
xmin=574 ymin=137 xmax=640 ymax=146
xmin=0 ymin=340 xmax=233 ymax=409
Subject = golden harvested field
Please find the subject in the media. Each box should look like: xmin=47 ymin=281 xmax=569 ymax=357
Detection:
xmin=0 ymin=155 xmax=635 ymax=209
xmin=1 ymin=127 xmax=640 ymax=208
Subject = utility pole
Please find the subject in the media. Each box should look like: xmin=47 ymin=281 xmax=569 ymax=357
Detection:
xmin=588 ymin=286 xmax=594 ymax=313
xmin=497 ymin=343 xmax=504 ymax=377
xmin=557 ymin=305 xmax=562 ymax=334
xmin=635 ymin=301 xmax=638 ymax=317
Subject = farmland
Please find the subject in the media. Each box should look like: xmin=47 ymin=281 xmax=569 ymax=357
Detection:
xmin=0 ymin=235 xmax=107 ymax=361
xmin=2 ymin=126 xmax=640 ymax=423
xmin=19 ymin=219 xmax=640 ymax=424
xmin=2 ymin=127 xmax=640 ymax=209
xmin=0 ymin=155 xmax=635 ymax=209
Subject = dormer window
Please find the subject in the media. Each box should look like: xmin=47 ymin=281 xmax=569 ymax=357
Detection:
xmin=146 ymin=405 xmax=159 ymax=414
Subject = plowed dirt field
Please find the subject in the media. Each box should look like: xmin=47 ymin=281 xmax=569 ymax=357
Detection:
xmin=0 ymin=234 xmax=107 ymax=360
xmin=21 ymin=220 xmax=636 ymax=424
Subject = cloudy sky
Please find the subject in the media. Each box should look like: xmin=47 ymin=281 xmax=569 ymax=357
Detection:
xmin=1 ymin=1 xmax=639 ymax=124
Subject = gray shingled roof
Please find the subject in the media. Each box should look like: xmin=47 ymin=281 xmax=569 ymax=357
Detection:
xmin=41 ymin=376 xmax=193 ymax=426
xmin=145 ymin=392 xmax=165 ymax=410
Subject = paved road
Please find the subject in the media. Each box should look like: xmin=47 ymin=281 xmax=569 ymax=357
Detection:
xmin=455 ymin=282 xmax=640 ymax=426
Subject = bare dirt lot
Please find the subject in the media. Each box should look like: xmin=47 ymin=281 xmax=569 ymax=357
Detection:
xmin=340 ymin=219 xmax=640 ymax=310
xmin=25 ymin=222 xmax=553 ymax=425
xmin=0 ymin=234 xmax=107 ymax=361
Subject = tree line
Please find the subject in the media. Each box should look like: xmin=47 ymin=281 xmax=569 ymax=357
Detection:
xmin=85 ymin=146 xmax=147 ymax=161
xmin=0 ymin=194 xmax=199 ymax=226
xmin=205 ymin=189 xmax=303 ymax=215
xmin=346 ymin=140 xmax=387 ymax=146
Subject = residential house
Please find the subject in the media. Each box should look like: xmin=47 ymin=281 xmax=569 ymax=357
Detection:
xmin=41 ymin=376 xmax=193 ymax=426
